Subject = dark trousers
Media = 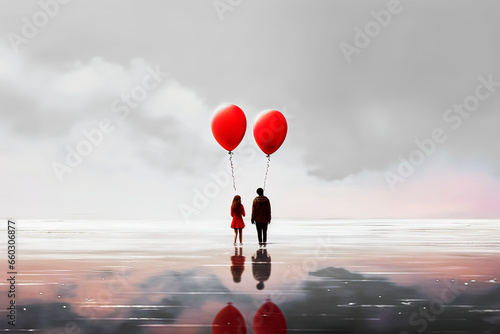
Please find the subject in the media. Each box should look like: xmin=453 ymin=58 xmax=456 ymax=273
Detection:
xmin=256 ymin=223 xmax=268 ymax=243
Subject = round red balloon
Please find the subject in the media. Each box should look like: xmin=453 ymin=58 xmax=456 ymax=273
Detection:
xmin=212 ymin=302 xmax=247 ymax=334
xmin=211 ymin=104 xmax=247 ymax=152
xmin=253 ymin=110 xmax=287 ymax=155
xmin=253 ymin=299 xmax=287 ymax=334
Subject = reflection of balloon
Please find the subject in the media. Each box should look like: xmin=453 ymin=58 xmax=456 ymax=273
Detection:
xmin=212 ymin=302 xmax=247 ymax=334
xmin=211 ymin=104 xmax=247 ymax=152
xmin=253 ymin=110 xmax=287 ymax=156
xmin=253 ymin=299 xmax=287 ymax=334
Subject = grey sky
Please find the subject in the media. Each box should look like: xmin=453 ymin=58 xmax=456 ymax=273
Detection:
xmin=1 ymin=0 xmax=499 ymax=219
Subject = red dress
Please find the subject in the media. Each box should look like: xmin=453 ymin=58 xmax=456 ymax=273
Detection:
xmin=231 ymin=204 xmax=245 ymax=229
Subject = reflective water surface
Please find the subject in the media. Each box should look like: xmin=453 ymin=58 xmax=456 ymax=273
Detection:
xmin=2 ymin=219 xmax=500 ymax=333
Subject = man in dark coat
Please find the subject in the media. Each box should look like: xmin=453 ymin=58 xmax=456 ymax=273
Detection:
xmin=251 ymin=188 xmax=271 ymax=245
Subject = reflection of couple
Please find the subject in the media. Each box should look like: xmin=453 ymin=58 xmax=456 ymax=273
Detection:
xmin=230 ymin=247 xmax=245 ymax=283
xmin=230 ymin=188 xmax=271 ymax=246
xmin=252 ymin=248 xmax=271 ymax=290
xmin=230 ymin=247 xmax=271 ymax=290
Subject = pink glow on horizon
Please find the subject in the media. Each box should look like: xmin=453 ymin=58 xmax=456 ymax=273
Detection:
xmin=280 ymin=161 xmax=500 ymax=219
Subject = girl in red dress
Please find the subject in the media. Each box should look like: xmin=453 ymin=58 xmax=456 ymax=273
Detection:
xmin=231 ymin=195 xmax=245 ymax=244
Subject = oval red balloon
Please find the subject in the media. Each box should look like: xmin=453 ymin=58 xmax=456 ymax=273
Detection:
xmin=211 ymin=104 xmax=247 ymax=152
xmin=253 ymin=299 xmax=287 ymax=334
xmin=253 ymin=110 xmax=287 ymax=155
xmin=212 ymin=302 xmax=247 ymax=334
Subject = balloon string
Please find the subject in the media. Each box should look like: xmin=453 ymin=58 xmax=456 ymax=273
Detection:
xmin=229 ymin=151 xmax=236 ymax=191
xmin=263 ymin=155 xmax=270 ymax=191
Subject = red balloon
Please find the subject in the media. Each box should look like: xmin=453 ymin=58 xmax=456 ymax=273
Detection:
xmin=212 ymin=302 xmax=247 ymax=334
xmin=253 ymin=299 xmax=287 ymax=334
xmin=211 ymin=104 xmax=247 ymax=152
xmin=253 ymin=110 xmax=287 ymax=155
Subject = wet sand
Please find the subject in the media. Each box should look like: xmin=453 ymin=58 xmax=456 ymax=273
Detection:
xmin=2 ymin=219 xmax=500 ymax=333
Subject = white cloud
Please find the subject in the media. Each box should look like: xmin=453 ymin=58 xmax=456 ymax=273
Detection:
xmin=0 ymin=48 xmax=225 ymax=218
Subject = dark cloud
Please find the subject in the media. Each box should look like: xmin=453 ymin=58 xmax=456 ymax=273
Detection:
xmin=3 ymin=0 xmax=497 ymax=181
